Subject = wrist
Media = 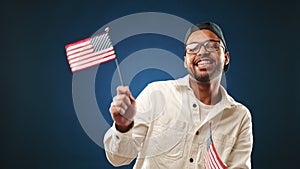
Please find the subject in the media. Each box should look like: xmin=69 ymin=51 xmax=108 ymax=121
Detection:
xmin=115 ymin=121 xmax=134 ymax=133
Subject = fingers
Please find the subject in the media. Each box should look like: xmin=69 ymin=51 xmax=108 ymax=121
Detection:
xmin=110 ymin=102 xmax=125 ymax=115
xmin=117 ymin=86 xmax=131 ymax=96
xmin=110 ymin=86 xmax=136 ymax=118
xmin=112 ymin=94 xmax=131 ymax=115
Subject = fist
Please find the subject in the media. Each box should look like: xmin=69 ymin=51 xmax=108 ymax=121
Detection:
xmin=109 ymin=86 xmax=136 ymax=130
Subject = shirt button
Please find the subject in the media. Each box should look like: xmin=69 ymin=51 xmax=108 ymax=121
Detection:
xmin=195 ymin=131 xmax=199 ymax=135
xmin=192 ymin=103 xmax=197 ymax=108
xmin=115 ymin=135 xmax=119 ymax=139
xmin=189 ymin=158 xmax=194 ymax=163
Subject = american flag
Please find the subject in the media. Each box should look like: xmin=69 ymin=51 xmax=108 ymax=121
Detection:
xmin=65 ymin=31 xmax=116 ymax=72
xmin=204 ymin=128 xmax=227 ymax=169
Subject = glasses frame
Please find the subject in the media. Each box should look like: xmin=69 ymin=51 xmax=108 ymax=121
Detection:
xmin=185 ymin=39 xmax=224 ymax=54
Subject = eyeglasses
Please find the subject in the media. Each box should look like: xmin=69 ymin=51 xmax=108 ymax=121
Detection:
xmin=185 ymin=40 xmax=224 ymax=54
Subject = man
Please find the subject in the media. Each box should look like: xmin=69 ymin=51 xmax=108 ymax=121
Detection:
xmin=104 ymin=22 xmax=253 ymax=169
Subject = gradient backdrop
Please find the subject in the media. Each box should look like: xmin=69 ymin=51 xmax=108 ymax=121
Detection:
xmin=2 ymin=0 xmax=299 ymax=168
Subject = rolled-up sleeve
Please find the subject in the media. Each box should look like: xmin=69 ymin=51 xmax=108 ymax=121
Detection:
xmin=104 ymin=123 xmax=148 ymax=166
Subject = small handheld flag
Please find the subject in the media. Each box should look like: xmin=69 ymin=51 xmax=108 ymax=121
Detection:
xmin=204 ymin=124 xmax=227 ymax=169
xmin=65 ymin=27 xmax=124 ymax=85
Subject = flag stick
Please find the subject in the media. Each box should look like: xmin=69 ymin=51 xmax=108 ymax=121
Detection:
xmin=105 ymin=27 xmax=124 ymax=86
xmin=115 ymin=58 xmax=124 ymax=86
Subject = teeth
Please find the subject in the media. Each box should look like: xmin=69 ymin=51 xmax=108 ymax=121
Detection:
xmin=197 ymin=61 xmax=211 ymax=66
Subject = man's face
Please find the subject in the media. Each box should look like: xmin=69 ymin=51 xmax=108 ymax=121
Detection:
xmin=184 ymin=29 xmax=229 ymax=82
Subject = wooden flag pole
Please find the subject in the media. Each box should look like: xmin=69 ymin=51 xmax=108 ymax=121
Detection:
xmin=105 ymin=27 xmax=124 ymax=86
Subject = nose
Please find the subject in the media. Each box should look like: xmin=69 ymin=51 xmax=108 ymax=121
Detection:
xmin=196 ymin=45 xmax=208 ymax=56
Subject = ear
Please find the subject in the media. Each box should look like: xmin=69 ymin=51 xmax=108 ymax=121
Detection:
xmin=184 ymin=55 xmax=187 ymax=68
xmin=224 ymin=51 xmax=230 ymax=66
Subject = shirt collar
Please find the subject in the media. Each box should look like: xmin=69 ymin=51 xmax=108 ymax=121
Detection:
xmin=174 ymin=74 xmax=237 ymax=108
xmin=174 ymin=75 xmax=190 ymax=87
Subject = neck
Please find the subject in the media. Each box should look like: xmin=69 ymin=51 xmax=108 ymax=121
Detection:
xmin=189 ymin=76 xmax=222 ymax=105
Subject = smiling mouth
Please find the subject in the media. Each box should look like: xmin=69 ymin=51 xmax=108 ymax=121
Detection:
xmin=194 ymin=59 xmax=214 ymax=67
xmin=196 ymin=60 xmax=212 ymax=66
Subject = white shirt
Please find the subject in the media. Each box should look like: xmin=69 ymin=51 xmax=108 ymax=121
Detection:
xmin=104 ymin=75 xmax=253 ymax=169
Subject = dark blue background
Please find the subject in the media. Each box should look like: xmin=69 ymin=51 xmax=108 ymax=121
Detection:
xmin=2 ymin=0 xmax=299 ymax=168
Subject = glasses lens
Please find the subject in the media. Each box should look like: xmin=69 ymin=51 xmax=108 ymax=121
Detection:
xmin=186 ymin=43 xmax=199 ymax=54
xmin=186 ymin=40 xmax=221 ymax=54
xmin=205 ymin=41 xmax=221 ymax=52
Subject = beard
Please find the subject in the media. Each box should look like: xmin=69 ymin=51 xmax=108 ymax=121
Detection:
xmin=187 ymin=63 xmax=224 ymax=82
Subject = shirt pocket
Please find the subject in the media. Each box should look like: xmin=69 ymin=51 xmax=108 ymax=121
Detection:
xmin=144 ymin=120 xmax=188 ymax=160
xmin=212 ymin=133 xmax=236 ymax=163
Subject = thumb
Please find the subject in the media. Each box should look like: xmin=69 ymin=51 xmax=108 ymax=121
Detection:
xmin=128 ymin=92 xmax=136 ymax=105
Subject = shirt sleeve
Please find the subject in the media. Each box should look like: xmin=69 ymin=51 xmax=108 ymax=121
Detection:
xmin=227 ymin=107 xmax=253 ymax=169
xmin=103 ymin=84 xmax=153 ymax=166
xmin=103 ymin=123 xmax=148 ymax=166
